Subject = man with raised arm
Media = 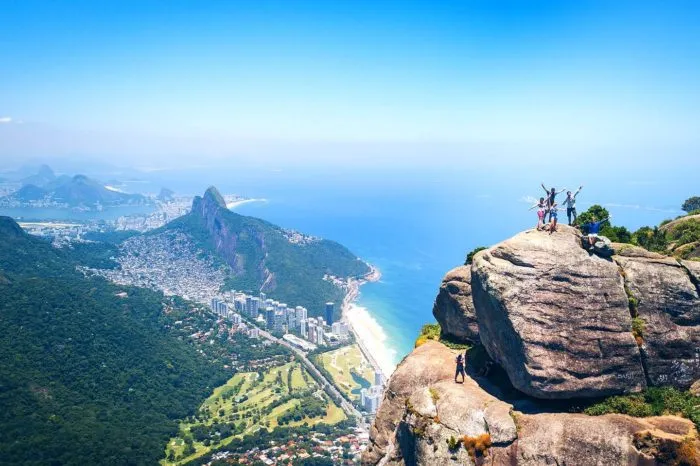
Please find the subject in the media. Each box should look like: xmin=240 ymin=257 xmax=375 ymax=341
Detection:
xmin=541 ymin=182 xmax=567 ymax=222
xmin=561 ymin=185 xmax=584 ymax=225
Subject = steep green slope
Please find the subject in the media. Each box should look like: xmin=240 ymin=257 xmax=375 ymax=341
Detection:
xmin=0 ymin=217 xmax=228 ymax=465
xmin=161 ymin=187 xmax=370 ymax=317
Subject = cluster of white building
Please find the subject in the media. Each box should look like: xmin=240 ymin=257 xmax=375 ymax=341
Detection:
xmin=360 ymin=372 xmax=386 ymax=414
xmin=210 ymin=292 xmax=351 ymax=349
xmin=210 ymin=296 xmax=260 ymax=339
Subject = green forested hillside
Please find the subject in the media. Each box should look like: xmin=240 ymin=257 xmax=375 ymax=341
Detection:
xmin=0 ymin=217 xmax=229 ymax=465
xmin=162 ymin=187 xmax=370 ymax=317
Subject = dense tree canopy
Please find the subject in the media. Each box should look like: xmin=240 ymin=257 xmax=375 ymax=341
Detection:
xmin=0 ymin=217 xmax=232 ymax=465
xmin=681 ymin=196 xmax=700 ymax=213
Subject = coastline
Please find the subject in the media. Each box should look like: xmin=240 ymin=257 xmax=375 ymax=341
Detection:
xmin=341 ymin=263 xmax=397 ymax=379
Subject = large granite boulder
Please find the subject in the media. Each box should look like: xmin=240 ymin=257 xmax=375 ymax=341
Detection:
xmin=432 ymin=266 xmax=479 ymax=343
xmin=471 ymin=226 xmax=646 ymax=399
xmin=614 ymin=255 xmax=700 ymax=389
xmin=362 ymin=341 xmax=698 ymax=466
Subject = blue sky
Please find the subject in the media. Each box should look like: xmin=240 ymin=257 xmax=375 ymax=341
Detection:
xmin=1 ymin=1 xmax=699 ymax=167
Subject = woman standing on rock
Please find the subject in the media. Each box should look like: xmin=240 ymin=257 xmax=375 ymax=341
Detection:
xmin=529 ymin=197 xmax=548 ymax=231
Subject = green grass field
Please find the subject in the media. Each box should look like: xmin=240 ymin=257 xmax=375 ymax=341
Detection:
xmin=318 ymin=344 xmax=375 ymax=401
xmin=161 ymin=361 xmax=346 ymax=465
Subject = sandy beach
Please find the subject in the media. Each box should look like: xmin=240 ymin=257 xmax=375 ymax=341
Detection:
xmin=341 ymin=264 xmax=397 ymax=378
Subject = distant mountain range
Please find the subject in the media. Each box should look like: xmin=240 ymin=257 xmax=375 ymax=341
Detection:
xmin=0 ymin=165 xmax=148 ymax=208
xmin=160 ymin=186 xmax=370 ymax=316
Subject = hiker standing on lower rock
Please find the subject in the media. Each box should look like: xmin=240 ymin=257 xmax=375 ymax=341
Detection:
xmin=455 ymin=353 xmax=466 ymax=383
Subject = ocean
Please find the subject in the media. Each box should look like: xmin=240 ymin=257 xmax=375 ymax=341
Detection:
xmin=3 ymin=160 xmax=693 ymax=371
xmin=133 ymin=162 xmax=690 ymax=371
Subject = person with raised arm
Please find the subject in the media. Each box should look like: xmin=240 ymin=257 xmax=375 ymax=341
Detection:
xmin=541 ymin=183 xmax=567 ymax=222
xmin=529 ymin=197 xmax=548 ymax=231
xmin=562 ymin=186 xmax=584 ymax=225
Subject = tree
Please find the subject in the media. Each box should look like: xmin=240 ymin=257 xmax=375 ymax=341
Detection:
xmin=600 ymin=225 xmax=632 ymax=244
xmin=575 ymin=205 xmax=611 ymax=227
xmin=681 ymin=196 xmax=700 ymax=213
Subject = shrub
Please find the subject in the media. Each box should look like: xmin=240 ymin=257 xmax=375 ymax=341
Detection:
xmin=414 ymin=336 xmax=429 ymax=348
xmin=667 ymin=219 xmax=700 ymax=247
xmin=465 ymin=246 xmax=487 ymax=265
xmin=462 ymin=434 xmax=492 ymax=459
xmin=633 ymin=226 xmax=669 ymax=253
xmin=632 ymin=317 xmax=645 ymax=338
xmin=632 ymin=317 xmax=645 ymax=346
xmin=585 ymin=387 xmax=699 ymax=429
xmin=429 ymin=387 xmax=440 ymax=403
xmin=446 ymin=435 xmax=460 ymax=452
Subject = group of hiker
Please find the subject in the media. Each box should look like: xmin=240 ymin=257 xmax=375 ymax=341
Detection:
xmin=530 ymin=183 xmax=583 ymax=234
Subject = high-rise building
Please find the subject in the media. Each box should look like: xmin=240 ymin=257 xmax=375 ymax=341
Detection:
xmin=250 ymin=297 xmax=260 ymax=317
xmin=315 ymin=329 xmax=324 ymax=345
xmin=299 ymin=319 xmax=308 ymax=338
xmin=231 ymin=313 xmax=242 ymax=325
xmin=259 ymin=292 xmax=266 ymax=301
xmin=265 ymin=307 xmax=275 ymax=329
xmin=325 ymin=302 xmax=334 ymax=325
xmin=295 ymin=306 xmax=307 ymax=322
xmin=245 ymin=296 xmax=253 ymax=316
xmin=249 ymin=327 xmax=260 ymax=339
xmin=274 ymin=311 xmax=286 ymax=332
xmin=375 ymin=371 xmax=385 ymax=387
xmin=361 ymin=385 xmax=382 ymax=413
xmin=287 ymin=311 xmax=296 ymax=330
xmin=307 ymin=321 xmax=317 ymax=342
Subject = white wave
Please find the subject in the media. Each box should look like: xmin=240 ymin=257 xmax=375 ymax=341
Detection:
xmin=346 ymin=303 xmax=398 ymax=377
xmin=226 ymin=198 xmax=267 ymax=210
xmin=104 ymin=185 xmax=126 ymax=193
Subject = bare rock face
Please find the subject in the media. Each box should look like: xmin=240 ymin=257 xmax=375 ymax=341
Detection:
xmin=190 ymin=186 xmax=269 ymax=280
xmin=432 ymin=266 xmax=479 ymax=343
xmin=471 ymin=226 xmax=646 ymax=399
xmin=362 ymin=341 xmax=698 ymax=466
xmin=614 ymin=255 xmax=700 ymax=389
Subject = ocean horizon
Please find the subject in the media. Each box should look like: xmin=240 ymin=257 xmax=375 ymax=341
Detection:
xmin=2 ymin=162 xmax=692 ymax=370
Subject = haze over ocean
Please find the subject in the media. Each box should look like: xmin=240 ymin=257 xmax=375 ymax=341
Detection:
xmin=117 ymin=159 xmax=694 ymax=367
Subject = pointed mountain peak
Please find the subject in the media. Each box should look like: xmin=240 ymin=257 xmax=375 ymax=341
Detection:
xmin=38 ymin=164 xmax=55 ymax=177
xmin=203 ymin=186 xmax=226 ymax=208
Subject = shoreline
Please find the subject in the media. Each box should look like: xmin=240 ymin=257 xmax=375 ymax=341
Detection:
xmin=341 ymin=263 xmax=396 ymax=379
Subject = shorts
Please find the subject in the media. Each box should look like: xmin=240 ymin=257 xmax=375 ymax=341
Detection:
xmin=537 ymin=210 xmax=544 ymax=219
xmin=455 ymin=365 xmax=465 ymax=377
xmin=550 ymin=210 xmax=558 ymax=219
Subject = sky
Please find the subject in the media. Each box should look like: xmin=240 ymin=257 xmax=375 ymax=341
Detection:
xmin=1 ymin=0 xmax=699 ymax=169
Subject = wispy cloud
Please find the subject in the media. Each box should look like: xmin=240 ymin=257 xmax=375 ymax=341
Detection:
xmin=602 ymin=202 xmax=681 ymax=214
xmin=520 ymin=195 xmax=539 ymax=204
xmin=0 ymin=117 xmax=12 ymax=124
